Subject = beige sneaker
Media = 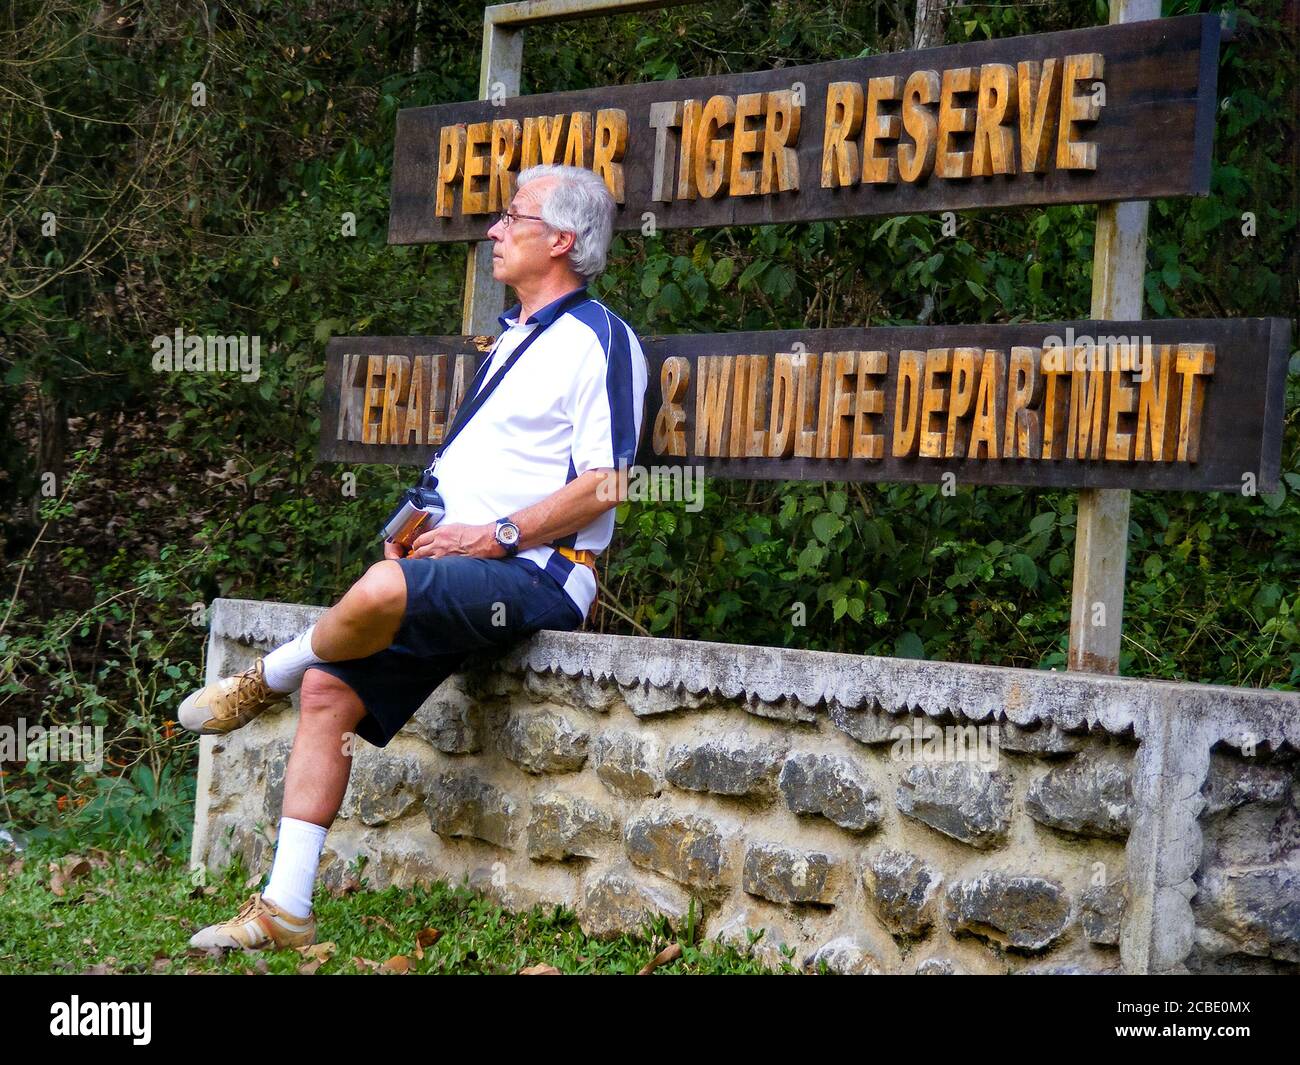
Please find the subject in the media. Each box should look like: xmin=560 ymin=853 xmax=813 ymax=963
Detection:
xmin=189 ymin=891 xmax=316 ymax=951
xmin=177 ymin=658 xmax=289 ymax=735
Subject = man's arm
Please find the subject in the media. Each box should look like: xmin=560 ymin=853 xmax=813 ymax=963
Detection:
xmin=400 ymin=468 xmax=622 ymax=560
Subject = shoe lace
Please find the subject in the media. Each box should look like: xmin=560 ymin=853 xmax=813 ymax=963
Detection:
xmin=230 ymin=893 xmax=265 ymax=924
xmin=225 ymin=663 xmax=281 ymax=713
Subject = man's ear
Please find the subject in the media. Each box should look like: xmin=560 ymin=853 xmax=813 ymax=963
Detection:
xmin=550 ymin=229 xmax=577 ymax=260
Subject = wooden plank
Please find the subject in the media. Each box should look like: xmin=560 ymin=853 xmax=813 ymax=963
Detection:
xmin=389 ymin=13 xmax=1220 ymax=244
xmin=317 ymin=317 xmax=1291 ymax=492
xmin=1066 ymin=0 xmax=1160 ymax=676
xmin=458 ymin=13 xmax=524 ymax=336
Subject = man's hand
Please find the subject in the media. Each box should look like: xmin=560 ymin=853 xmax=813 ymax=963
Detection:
xmin=382 ymin=538 xmax=409 ymax=561
xmin=408 ymin=522 xmax=505 ymax=561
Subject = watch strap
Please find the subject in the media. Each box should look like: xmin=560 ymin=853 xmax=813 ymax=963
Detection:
xmin=495 ymin=517 xmax=520 ymax=556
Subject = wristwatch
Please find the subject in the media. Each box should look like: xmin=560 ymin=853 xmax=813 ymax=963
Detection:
xmin=494 ymin=517 xmax=521 ymax=557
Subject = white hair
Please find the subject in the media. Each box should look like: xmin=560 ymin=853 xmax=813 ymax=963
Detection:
xmin=515 ymin=164 xmax=616 ymax=281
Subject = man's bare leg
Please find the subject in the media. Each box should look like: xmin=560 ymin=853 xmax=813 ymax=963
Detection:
xmin=282 ymin=669 xmax=368 ymax=825
xmin=310 ymin=559 xmax=408 ymax=663
xmin=260 ymin=669 xmax=368 ymax=918
xmin=188 ymin=657 xmax=375 ymax=947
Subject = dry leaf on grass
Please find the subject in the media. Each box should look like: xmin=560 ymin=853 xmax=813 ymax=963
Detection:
xmin=637 ymin=943 xmax=683 ymax=975
xmin=297 ymin=941 xmax=337 ymax=962
xmin=413 ymin=928 xmax=441 ymax=960
xmin=48 ymin=857 xmax=91 ymax=897
xmin=296 ymin=941 xmax=336 ymax=973
xmin=518 ymin=963 xmax=562 ymax=975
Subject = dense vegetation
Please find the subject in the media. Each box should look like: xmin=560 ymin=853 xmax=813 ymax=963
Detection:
xmin=1 ymin=0 xmax=1295 ymax=853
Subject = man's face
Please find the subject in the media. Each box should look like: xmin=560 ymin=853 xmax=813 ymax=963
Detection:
xmin=487 ymin=179 xmax=567 ymax=288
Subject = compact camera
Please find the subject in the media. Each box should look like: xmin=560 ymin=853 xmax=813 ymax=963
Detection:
xmin=380 ymin=477 xmax=445 ymax=550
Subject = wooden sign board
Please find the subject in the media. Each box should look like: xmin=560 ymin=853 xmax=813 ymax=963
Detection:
xmin=390 ymin=13 xmax=1219 ymax=244
xmin=319 ymin=317 xmax=1289 ymax=493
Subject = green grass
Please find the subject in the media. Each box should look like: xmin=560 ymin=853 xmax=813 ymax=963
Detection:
xmin=0 ymin=840 xmax=792 ymax=975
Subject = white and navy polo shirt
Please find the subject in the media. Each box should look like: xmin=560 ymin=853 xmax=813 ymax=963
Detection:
xmin=430 ymin=284 xmax=648 ymax=618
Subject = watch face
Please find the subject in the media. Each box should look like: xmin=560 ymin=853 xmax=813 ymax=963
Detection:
xmin=498 ymin=522 xmax=519 ymax=544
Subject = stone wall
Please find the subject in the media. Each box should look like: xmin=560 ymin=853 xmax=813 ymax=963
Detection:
xmin=192 ymin=598 xmax=1300 ymax=974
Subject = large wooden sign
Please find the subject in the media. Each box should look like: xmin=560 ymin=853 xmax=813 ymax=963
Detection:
xmin=319 ymin=317 xmax=1289 ymax=493
xmin=389 ymin=14 xmax=1219 ymax=244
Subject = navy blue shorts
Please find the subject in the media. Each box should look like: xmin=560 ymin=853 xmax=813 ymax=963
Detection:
xmin=304 ymin=555 xmax=584 ymax=749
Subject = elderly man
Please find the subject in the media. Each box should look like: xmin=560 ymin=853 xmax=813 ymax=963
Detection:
xmin=178 ymin=164 xmax=648 ymax=949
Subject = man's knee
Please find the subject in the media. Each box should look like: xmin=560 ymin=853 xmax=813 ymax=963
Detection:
xmin=347 ymin=559 xmax=407 ymax=619
xmin=300 ymin=668 xmax=364 ymax=721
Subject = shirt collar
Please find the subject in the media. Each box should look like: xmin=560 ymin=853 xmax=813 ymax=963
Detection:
xmin=497 ymin=283 xmax=588 ymax=330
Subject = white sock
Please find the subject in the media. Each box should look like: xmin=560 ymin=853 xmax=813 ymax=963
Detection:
xmin=263 ymin=816 xmax=327 ymax=919
xmin=262 ymin=625 xmax=324 ymax=693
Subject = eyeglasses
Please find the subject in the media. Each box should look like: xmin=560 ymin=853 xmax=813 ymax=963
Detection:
xmin=493 ymin=210 xmax=547 ymax=229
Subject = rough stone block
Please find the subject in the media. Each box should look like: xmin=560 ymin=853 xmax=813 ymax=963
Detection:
xmin=618 ymin=679 xmax=717 ymax=718
xmin=665 ymin=738 xmax=784 ymax=800
xmin=593 ymin=731 xmax=663 ymax=799
xmin=997 ymin=720 xmax=1088 ymax=755
xmin=865 ymin=848 xmax=943 ymax=936
xmin=351 ymin=753 xmax=425 ymax=827
xmin=1194 ymin=865 xmax=1300 ymax=964
xmin=423 ymin=772 xmax=516 ymax=848
xmin=1026 ymin=750 xmax=1132 ymax=839
xmin=828 ymin=700 xmax=905 ymax=745
xmin=404 ymin=677 xmax=486 ymax=753
xmin=896 ymin=762 xmax=1013 ymax=848
xmin=261 ymin=739 xmax=292 ymax=823
xmin=779 ymin=751 xmax=882 ymax=832
xmin=915 ymin=957 xmax=961 ymax=974
xmin=499 ymin=708 xmax=588 ymax=774
xmin=742 ymin=842 xmax=841 ymax=905
xmin=944 ymin=872 xmax=1072 ymax=952
xmin=526 ymin=792 xmax=616 ymax=861
xmin=525 ymin=669 xmax=619 ymax=712
xmin=1201 ymin=750 xmax=1293 ymax=817
xmin=1081 ymin=878 xmax=1126 ymax=946
xmin=803 ymin=936 xmax=883 ymax=974
xmin=576 ymin=865 xmax=692 ymax=939
xmin=623 ymin=808 xmax=728 ymax=889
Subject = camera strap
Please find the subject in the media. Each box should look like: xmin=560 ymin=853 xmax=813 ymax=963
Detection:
xmin=421 ymin=285 xmax=591 ymax=486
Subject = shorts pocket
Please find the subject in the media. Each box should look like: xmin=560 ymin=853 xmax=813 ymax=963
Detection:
xmin=520 ymin=590 xmax=583 ymax=633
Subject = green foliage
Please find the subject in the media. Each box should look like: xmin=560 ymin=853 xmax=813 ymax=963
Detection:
xmin=0 ymin=838 xmax=790 ymax=974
